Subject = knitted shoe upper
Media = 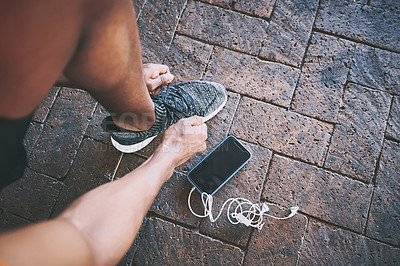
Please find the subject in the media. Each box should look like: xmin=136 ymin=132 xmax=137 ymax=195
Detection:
xmin=102 ymin=80 xmax=227 ymax=145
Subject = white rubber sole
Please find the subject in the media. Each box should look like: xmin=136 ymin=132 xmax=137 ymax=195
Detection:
xmin=203 ymin=95 xmax=227 ymax=122
xmin=111 ymin=95 xmax=228 ymax=153
xmin=111 ymin=135 xmax=156 ymax=153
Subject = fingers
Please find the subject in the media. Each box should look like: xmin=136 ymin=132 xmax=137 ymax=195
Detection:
xmin=145 ymin=72 xmax=174 ymax=93
xmin=185 ymin=115 xmax=205 ymax=126
xmin=180 ymin=116 xmax=207 ymax=141
xmin=144 ymin=63 xmax=170 ymax=78
xmin=143 ymin=63 xmax=168 ymax=74
xmin=157 ymin=116 xmax=208 ymax=167
xmin=151 ymin=87 xmax=161 ymax=96
xmin=162 ymin=73 xmax=174 ymax=84
xmin=193 ymin=123 xmax=208 ymax=141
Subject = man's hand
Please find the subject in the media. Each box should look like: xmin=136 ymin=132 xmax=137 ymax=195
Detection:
xmin=155 ymin=116 xmax=207 ymax=172
xmin=142 ymin=63 xmax=174 ymax=95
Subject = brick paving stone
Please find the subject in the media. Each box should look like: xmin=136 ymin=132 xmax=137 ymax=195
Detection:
xmin=116 ymin=153 xmax=202 ymax=227
xmin=231 ymin=97 xmax=333 ymax=166
xmin=163 ymin=34 xmax=213 ymax=83
xmin=387 ymin=96 xmax=400 ymax=141
xmin=0 ymin=209 xmax=30 ymax=233
xmin=300 ymin=32 xmax=354 ymax=68
xmin=291 ymin=64 xmax=348 ymax=123
xmin=233 ymin=0 xmax=276 ymax=19
xmin=0 ymin=169 xmax=62 ymax=222
xmin=201 ymin=0 xmax=231 ymax=8
xmin=315 ymin=0 xmax=400 ymax=52
xmin=114 ymin=154 xmax=146 ymax=179
xmin=152 ymin=171 xmax=203 ymax=227
xmin=32 ymin=87 xmax=60 ymax=123
xmin=133 ymin=217 xmax=244 ymax=265
xmin=199 ymin=142 xmax=272 ymax=246
xmin=138 ymin=0 xmax=186 ymax=63
xmin=29 ymin=88 xmax=97 ymax=179
xmin=244 ymin=213 xmax=308 ymax=265
xmin=204 ymin=47 xmax=300 ymax=107
xmin=259 ymin=0 xmax=318 ymax=67
xmin=117 ymin=218 xmax=148 ymax=266
xmin=299 ymin=219 xmax=400 ymax=265
xmin=291 ymin=32 xmax=355 ymax=122
xmin=115 ymin=159 xmax=162 ymax=266
xmin=177 ymin=91 xmax=241 ymax=172
xmin=366 ymin=140 xmax=400 ymax=246
xmin=349 ymin=44 xmax=400 ymax=95
xmin=52 ymin=139 xmax=121 ymax=216
xmin=263 ymin=155 xmax=372 ymax=232
xmin=23 ymin=122 xmax=44 ymax=156
xmin=178 ymin=1 xmax=269 ymax=55
xmin=85 ymin=103 xmax=111 ymax=143
xmin=325 ymin=83 xmax=392 ymax=182
xmin=201 ymin=0 xmax=276 ymax=14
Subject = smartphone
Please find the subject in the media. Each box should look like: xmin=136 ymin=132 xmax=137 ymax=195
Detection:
xmin=187 ymin=136 xmax=252 ymax=195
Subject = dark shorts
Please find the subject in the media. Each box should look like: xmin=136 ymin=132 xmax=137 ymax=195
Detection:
xmin=0 ymin=114 xmax=32 ymax=191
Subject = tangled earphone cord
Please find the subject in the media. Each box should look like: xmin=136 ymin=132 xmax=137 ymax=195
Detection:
xmin=188 ymin=187 xmax=299 ymax=230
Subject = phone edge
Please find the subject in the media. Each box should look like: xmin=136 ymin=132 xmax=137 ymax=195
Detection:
xmin=186 ymin=135 xmax=252 ymax=196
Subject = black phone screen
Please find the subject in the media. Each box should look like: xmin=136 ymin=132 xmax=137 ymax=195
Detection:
xmin=187 ymin=136 xmax=251 ymax=195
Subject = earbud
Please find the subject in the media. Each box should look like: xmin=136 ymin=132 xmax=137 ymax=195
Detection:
xmin=261 ymin=203 xmax=269 ymax=213
xmin=235 ymin=213 xmax=251 ymax=226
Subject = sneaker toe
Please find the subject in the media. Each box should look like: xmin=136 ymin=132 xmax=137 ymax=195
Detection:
xmin=178 ymin=80 xmax=227 ymax=117
xmin=208 ymin=81 xmax=227 ymax=103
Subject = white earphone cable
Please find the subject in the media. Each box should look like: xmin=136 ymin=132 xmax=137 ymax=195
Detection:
xmin=188 ymin=187 xmax=299 ymax=230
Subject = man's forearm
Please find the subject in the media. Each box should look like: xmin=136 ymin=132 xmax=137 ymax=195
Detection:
xmin=59 ymin=152 xmax=176 ymax=265
xmin=0 ymin=116 xmax=206 ymax=266
xmin=0 ymin=219 xmax=95 ymax=266
xmin=0 ymin=153 xmax=175 ymax=266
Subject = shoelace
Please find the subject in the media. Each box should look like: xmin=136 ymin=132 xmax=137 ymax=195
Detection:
xmin=158 ymin=84 xmax=195 ymax=123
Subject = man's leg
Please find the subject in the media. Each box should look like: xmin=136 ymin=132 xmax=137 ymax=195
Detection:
xmin=0 ymin=0 xmax=83 ymax=119
xmin=0 ymin=0 xmax=156 ymax=130
xmin=59 ymin=0 xmax=158 ymax=131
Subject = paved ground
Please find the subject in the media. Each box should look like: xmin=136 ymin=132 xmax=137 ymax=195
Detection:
xmin=1 ymin=0 xmax=399 ymax=264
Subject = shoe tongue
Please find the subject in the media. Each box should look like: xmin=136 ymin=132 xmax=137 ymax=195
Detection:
xmin=158 ymin=85 xmax=196 ymax=123
xmin=152 ymin=99 xmax=167 ymax=132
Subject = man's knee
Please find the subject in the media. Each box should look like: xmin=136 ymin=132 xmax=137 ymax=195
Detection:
xmin=62 ymin=0 xmax=137 ymax=91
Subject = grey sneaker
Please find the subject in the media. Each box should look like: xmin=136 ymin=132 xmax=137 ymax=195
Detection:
xmin=102 ymin=80 xmax=227 ymax=153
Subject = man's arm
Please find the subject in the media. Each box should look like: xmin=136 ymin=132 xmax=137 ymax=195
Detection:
xmin=0 ymin=116 xmax=207 ymax=266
